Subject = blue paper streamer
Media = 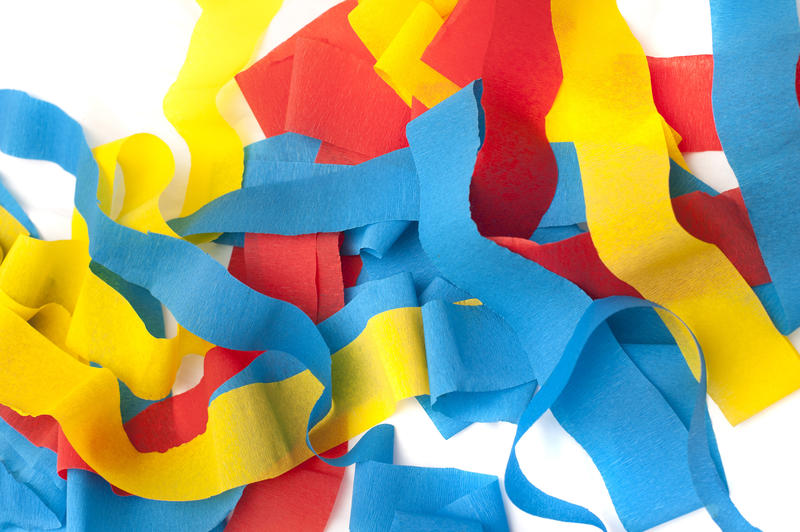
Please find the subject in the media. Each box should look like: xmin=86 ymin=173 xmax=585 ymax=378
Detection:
xmin=710 ymin=0 xmax=800 ymax=333
xmin=169 ymin=148 xmax=418 ymax=236
xmin=65 ymin=470 xmax=239 ymax=532
xmin=407 ymin=82 xmax=749 ymax=530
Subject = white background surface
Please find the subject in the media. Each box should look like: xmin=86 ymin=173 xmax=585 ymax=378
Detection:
xmin=0 ymin=1 xmax=799 ymax=530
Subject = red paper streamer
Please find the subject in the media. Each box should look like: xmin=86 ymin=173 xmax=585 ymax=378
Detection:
xmin=647 ymin=55 xmax=721 ymax=152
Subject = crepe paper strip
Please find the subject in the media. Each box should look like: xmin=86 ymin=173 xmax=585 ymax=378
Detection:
xmin=67 ymin=269 xmax=212 ymax=400
xmin=287 ymin=37 xmax=411 ymax=157
xmin=710 ymin=0 xmax=800 ymax=335
xmin=225 ymin=443 xmax=347 ymax=532
xmin=407 ymin=82 xmax=743 ymax=530
xmin=0 ymin=418 xmax=65 ymax=529
xmin=421 ymin=299 xmax=535 ymax=422
xmin=421 ymin=287 xmax=534 ymax=426
xmin=347 ymin=423 xmax=507 ymax=530
xmin=73 ymin=134 xmax=179 ymax=242
xmin=163 ymin=0 xmax=282 ymax=217
xmin=647 ymin=55 xmax=721 ymax=152
xmin=0 ymin=236 xmax=87 ymax=317
xmin=65 ymin=470 xmax=239 ymax=532
xmin=546 ymin=0 xmax=800 ymax=425
xmin=240 ymin=230 xmax=345 ymax=323
xmin=236 ymin=1 xmax=411 ymax=159
xmin=243 ymin=233 xmax=319 ymax=319
xmin=526 ymin=296 xmax=756 ymax=530
xmin=351 ymin=461 xmax=509 ymax=532
xmin=620 ymin=342 xmax=728 ymax=490
xmin=349 ymin=0 xmax=463 ymax=108
xmin=390 ymin=512 xmax=482 ymax=532
xmin=0 ymin=174 xmax=37 ymax=238
xmin=370 ymin=2 xmax=460 ymax=109
xmin=0 ymin=462 xmax=61 ymax=531
xmin=241 ymin=161 xmax=343 ymax=188
xmin=168 ymin=148 xmax=419 ymax=237
xmin=316 ymin=232 xmax=346 ymax=322
xmin=245 ymin=131 xmax=402 ymax=277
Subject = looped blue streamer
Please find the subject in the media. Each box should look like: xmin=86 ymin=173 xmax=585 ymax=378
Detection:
xmin=524 ymin=295 xmax=757 ymax=531
xmin=407 ymin=81 xmax=753 ymax=531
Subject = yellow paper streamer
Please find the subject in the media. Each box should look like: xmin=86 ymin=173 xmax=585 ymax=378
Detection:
xmin=166 ymin=0 xmax=283 ymax=217
xmin=0 ymin=303 xmax=428 ymax=500
xmin=349 ymin=0 xmax=459 ymax=107
xmin=546 ymin=0 xmax=800 ymax=424
xmin=73 ymin=134 xmax=178 ymax=240
xmin=0 ymin=235 xmax=210 ymax=399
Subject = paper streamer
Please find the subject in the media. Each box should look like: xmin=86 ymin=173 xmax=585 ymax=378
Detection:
xmin=647 ymin=55 xmax=721 ymax=152
xmin=165 ymin=0 xmax=284 ymax=216
xmin=168 ymin=148 xmax=419 ymax=237
xmin=710 ymin=0 xmax=800 ymax=335
xmin=236 ymin=1 xmax=410 ymax=160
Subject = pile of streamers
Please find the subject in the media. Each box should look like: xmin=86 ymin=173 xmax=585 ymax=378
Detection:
xmin=0 ymin=0 xmax=798 ymax=530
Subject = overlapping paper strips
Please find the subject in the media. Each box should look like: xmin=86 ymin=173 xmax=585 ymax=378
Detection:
xmin=0 ymin=0 xmax=797 ymax=530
